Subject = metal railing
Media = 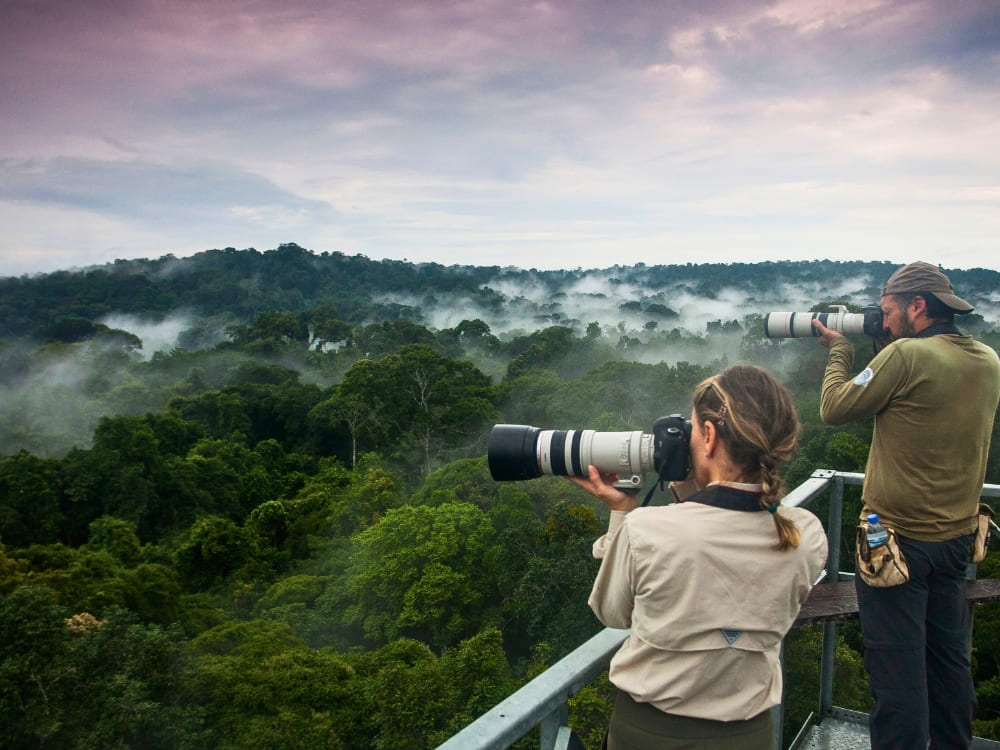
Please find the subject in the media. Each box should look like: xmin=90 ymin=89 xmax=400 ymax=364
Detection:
xmin=435 ymin=470 xmax=1000 ymax=750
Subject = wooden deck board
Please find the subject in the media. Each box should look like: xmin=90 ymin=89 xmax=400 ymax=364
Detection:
xmin=794 ymin=579 xmax=1000 ymax=627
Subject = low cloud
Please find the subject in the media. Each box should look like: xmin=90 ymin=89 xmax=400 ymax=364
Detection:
xmin=0 ymin=157 xmax=336 ymax=230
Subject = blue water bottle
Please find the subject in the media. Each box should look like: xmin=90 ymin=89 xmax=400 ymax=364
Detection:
xmin=866 ymin=513 xmax=888 ymax=548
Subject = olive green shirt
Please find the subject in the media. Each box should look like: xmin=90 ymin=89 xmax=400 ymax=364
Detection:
xmin=820 ymin=334 xmax=1000 ymax=541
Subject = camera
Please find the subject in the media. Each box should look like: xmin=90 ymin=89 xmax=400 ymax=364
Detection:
xmin=764 ymin=305 xmax=884 ymax=339
xmin=488 ymin=415 xmax=691 ymax=491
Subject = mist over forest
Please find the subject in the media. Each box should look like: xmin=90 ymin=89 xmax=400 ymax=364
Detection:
xmin=3 ymin=243 xmax=999 ymax=458
xmin=4 ymin=244 xmax=1000 ymax=748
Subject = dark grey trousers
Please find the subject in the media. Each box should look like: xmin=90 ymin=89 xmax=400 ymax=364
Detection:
xmin=855 ymin=533 xmax=976 ymax=750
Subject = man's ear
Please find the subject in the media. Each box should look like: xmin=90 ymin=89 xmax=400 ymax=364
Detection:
xmin=910 ymin=295 xmax=928 ymax=318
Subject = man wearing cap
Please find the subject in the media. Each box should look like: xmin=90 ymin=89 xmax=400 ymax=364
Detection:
xmin=811 ymin=261 xmax=1000 ymax=749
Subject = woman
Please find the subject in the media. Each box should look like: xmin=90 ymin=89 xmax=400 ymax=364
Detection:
xmin=569 ymin=364 xmax=828 ymax=750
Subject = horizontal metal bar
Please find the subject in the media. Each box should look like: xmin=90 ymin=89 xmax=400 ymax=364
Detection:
xmin=434 ymin=627 xmax=629 ymax=750
xmin=780 ymin=469 xmax=837 ymax=508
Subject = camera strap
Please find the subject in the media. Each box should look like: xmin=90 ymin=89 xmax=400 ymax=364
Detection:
xmin=684 ymin=485 xmax=766 ymax=512
xmin=641 ymin=458 xmax=688 ymax=507
xmin=642 ymin=480 xmax=766 ymax=511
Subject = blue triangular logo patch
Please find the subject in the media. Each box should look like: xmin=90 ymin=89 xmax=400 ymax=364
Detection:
xmin=721 ymin=629 xmax=742 ymax=644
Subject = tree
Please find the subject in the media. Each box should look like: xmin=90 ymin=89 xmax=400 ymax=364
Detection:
xmin=359 ymin=629 xmax=517 ymax=749
xmin=0 ymin=586 xmax=199 ymax=748
xmin=436 ymin=319 xmax=502 ymax=357
xmin=174 ymin=515 xmax=247 ymax=591
xmin=0 ymin=450 xmax=65 ymax=548
xmin=337 ymin=345 xmax=499 ymax=476
xmin=182 ymin=438 xmax=282 ymax=521
xmin=84 ymin=515 xmax=142 ymax=563
xmin=304 ymin=305 xmax=353 ymax=351
xmin=504 ymin=326 xmax=578 ymax=379
xmin=344 ymin=502 xmax=499 ymax=650
xmin=170 ymin=390 xmax=254 ymax=440
xmin=242 ymin=500 xmax=293 ymax=583
xmin=349 ymin=319 xmax=437 ymax=360
xmin=187 ymin=620 xmax=358 ymax=750
xmin=231 ymin=310 xmax=310 ymax=350
xmin=309 ymin=379 xmax=381 ymax=469
xmin=500 ymin=499 xmax=603 ymax=658
xmin=408 ymin=456 xmax=498 ymax=511
xmin=0 ymin=585 xmax=69 ymax=746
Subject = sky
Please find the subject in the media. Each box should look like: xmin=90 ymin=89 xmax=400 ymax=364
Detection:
xmin=2 ymin=0 xmax=999 ymax=277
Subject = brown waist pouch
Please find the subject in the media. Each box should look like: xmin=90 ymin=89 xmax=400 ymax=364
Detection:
xmin=856 ymin=522 xmax=909 ymax=587
xmin=972 ymin=502 xmax=996 ymax=564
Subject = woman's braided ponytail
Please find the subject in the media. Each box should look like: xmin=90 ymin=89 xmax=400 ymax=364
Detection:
xmin=693 ymin=365 xmax=801 ymax=550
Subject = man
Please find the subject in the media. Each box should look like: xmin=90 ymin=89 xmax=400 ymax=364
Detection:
xmin=812 ymin=261 xmax=1000 ymax=749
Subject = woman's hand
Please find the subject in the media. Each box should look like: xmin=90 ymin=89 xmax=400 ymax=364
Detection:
xmin=566 ymin=465 xmax=638 ymax=513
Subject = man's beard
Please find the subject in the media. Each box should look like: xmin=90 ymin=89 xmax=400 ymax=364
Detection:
xmin=896 ymin=311 xmax=918 ymax=339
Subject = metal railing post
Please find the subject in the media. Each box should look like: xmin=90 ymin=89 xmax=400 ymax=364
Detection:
xmin=539 ymin=704 xmax=567 ymax=750
xmin=773 ymin=643 xmax=785 ymax=749
xmin=819 ymin=473 xmax=845 ymax=718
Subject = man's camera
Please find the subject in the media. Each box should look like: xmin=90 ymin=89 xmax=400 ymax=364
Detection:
xmin=488 ymin=415 xmax=691 ymax=491
xmin=764 ymin=305 xmax=884 ymax=339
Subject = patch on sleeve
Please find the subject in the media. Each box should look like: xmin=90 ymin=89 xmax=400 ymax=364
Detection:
xmin=853 ymin=367 xmax=874 ymax=387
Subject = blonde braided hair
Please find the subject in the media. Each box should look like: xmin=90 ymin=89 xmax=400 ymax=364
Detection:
xmin=693 ymin=365 xmax=801 ymax=550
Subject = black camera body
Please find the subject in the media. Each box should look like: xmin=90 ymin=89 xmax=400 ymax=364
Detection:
xmin=488 ymin=415 xmax=691 ymax=492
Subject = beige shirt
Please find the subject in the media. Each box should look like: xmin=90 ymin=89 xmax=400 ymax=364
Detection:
xmin=821 ymin=334 xmax=1000 ymax=540
xmin=589 ymin=501 xmax=827 ymax=721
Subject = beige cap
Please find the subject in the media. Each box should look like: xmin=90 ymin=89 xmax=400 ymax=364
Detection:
xmin=881 ymin=261 xmax=973 ymax=313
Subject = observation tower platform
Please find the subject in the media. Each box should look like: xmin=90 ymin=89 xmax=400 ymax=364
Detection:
xmin=435 ymin=470 xmax=1000 ymax=750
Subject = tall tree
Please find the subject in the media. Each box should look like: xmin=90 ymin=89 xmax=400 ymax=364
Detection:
xmin=344 ymin=502 xmax=498 ymax=650
xmin=337 ymin=345 xmax=498 ymax=476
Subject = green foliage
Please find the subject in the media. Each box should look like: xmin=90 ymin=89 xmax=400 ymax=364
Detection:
xmin=504 ymin=500 xmax=604 ymax=659
xmin=85 ymin=515 xmax=142 ymax=563
xmin=782 ymin=625 xmax=871 ymax=737
xmin=408 ymin=456 xmax=497 ymax=509
xmin=348 ymin=629 xmax=516 ymax=750
xmin=2 ymin=252 xmax=1000 ymax=747
xmin=350 ymin=318 xmax=438 ymax=359
xmin=0 ymin=542 xmax=26 ymax=594
xmin=0 ymin=450 xmax=64 ymax=547
xmin=187 ymin=620 xmax=355 ymax=749
xmin=498 ymin=358 xmax=718 ymax=432
xmin=343 ymin=502 xmax=500 ymax=650
xmin=824 ymin=432 xmax=871 ymax=472
xmin=333 ymin=344 xmax=500 ymax=476
xmin=0 ymin=585 xmax=201 ymax=749
xmin=174 ymin=515 xmax=247 ymax=591
xmin=568 ymin=671 xmax=616 ymax=750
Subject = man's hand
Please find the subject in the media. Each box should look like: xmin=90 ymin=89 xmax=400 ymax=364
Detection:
xmin=812 ymin=319 xmax=845 ymax=348
xmin=566 ymin=465 xmax=637 ymax=513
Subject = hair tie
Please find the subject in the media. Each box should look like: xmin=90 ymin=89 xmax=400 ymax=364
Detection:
xmin=767 ymin=503 xmax=779 ymax=514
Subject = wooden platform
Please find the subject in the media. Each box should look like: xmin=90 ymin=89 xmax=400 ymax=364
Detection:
xmin=794 ymin=578 xmax=1000 ymax=627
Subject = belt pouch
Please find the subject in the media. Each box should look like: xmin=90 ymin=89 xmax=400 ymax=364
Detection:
xmin=972 ymin=502 xmax=995 ymax=564
xmin=856 ymin=522 xmax=909 ymax=587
